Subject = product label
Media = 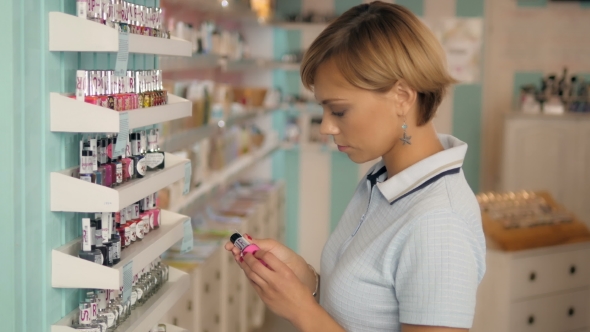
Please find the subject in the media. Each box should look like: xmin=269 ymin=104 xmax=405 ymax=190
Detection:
xmin=136 ymin=220 xmax=144 ymax=239
xmin=115 ymin=240 xmax=121 ymax=259
xmin=96 ymin=252 xmax=104 ymax=265
xmin=95 ymin=229 xmax=102 ymax=247
xmin=107 ymin=143 xmax=113 ymax=160
xmin=126 ymin=206 xmax=132 ymax=221
xmin=129 ymin=223 xmax=137 ymax=242
xmin=96 ymin=290 xmax=107 ymax=308
xmin=181 ymin=218 xmax=193 ymax=254
xmin=143 ymin=215 xmax=150 ymax=234
xmin=79 ymin=307 xmax=92 ymax=325
xmin=116 ymin=304 xmax=124 ymax=317
xmin=128 ymin=159 xmax=134 ymax=177
xmin=98 ymin=322 xmax=107 ymax=332
xmin=145 ymin=153 xmax=164 ymax=168
xmin=123 ymin=261 xmax=133 ymax=303
xmin=115 ymin=29 xmax=129 ymax=77
xmin=133 ymin=204 xmax=140 ymax=219
xmin=234 ymin=237 xmax=250 ymax=252
xmin=76 ymin=70 xmax=86 ymax=101
xmin=105 ymin=312 xmax=115 ymax=327
xmin=77 ymin=0 xmax=89 ymax=18
xmin=137 ymin=288 xmax=143 ymax=300
xmin=136 ymin=158 xmax=147 ymax=176
xmin=149 ymin=213 xmax=155 ymax=230
xmin=124 ymin=227 xmax=131 ymax=246
xmin=91 ymin=303 xmax=98 ymax=320
xmin=130 ymin=291 xmax=137 ymax=306
xmin=116 ymin=163 xmax=123 ymax=184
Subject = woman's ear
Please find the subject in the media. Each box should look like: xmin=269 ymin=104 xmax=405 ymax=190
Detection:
xmin=389 ymin=79 xmax=417 ymax=117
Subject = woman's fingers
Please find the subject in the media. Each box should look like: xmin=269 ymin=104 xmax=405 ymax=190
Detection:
xmin=240 ymin=255 xmax=269 ymax=288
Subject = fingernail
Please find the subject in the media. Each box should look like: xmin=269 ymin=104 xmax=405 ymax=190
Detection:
xmin=245 ymin=234 xmax=253 ymax=240
xmin=239 ymin=257 xmax=244 ymax=263
xmin=253 ymin=250 xmax=258 ymax=256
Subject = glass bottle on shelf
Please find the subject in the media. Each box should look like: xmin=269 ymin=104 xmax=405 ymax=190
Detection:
xmin=145 ymin=129 xmax=165 ymax=171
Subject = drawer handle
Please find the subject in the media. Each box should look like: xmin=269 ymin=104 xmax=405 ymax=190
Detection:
xmin=529 ymin=272 xmax=536 ymax=281
xmin=568 ymin=307 xmax=575 ymax=317
xmin=204 ymin=283 xmax=210 ymax=293
xmin=216 ymin=271 xmax=221 ymax=280
xmin=215 ymin=314 xmax=220 ymax=324
xmin=229 ymin=296 xmax=234 ymax=304
xmin=188 ymin=301 xmax=192 ymax=311
xmin=173 ymin=317 xmax=178 ymax=326
xmin=570 ymin=265 xmax=577 ymax=275
xmin=528 ymin=316 xmax=535 ymax=325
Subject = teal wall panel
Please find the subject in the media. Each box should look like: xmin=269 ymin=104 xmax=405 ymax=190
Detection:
xmin=284 ymin=149 xmax=301 ymax=251
xmin=513 ymin=71 xmax=544 ymax=108
xmin=273 ymin=29 xmax=301 ymax=61
xmin=275 ymin=0 xmax=302 ymax=20
xmin=456 ymin=0 xmax=485 ymax=17
xmin=395 ymin=0 xmax=424 ymax=16
xmin=453 ymin=84 xmax=482 ymax=193
xmin=273 ymin=70 xmax=301 ymax=97
xmin=0 ymin=0 xmax=15 ymax=329
xmin=329 ymin=152 xmax=359 ymax=232
xmin=517 ymin=0 xmax=547 ymax=7
xmin=335 ymin=0 xmax=363 ymax=15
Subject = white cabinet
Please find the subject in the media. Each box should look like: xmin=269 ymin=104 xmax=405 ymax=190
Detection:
xmin=472 ymin=242 xmax=590 ymax=332
xmin=502 ymin=114 xmax=590 ymax=228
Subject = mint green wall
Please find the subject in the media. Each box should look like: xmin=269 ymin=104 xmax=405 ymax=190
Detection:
xmin=0 ymin=0 xmax=159 ymax=330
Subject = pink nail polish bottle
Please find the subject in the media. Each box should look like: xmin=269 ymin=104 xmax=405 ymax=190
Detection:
xmin=230 ymin=233 xmax=261 ymax=257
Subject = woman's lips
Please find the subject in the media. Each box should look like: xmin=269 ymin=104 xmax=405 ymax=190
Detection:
xmin=337 ymin=145 xmax=349 ymax=152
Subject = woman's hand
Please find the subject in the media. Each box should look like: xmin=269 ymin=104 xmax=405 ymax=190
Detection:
xmin=224 ymin=235 xmax=316 ymax=293
xmin=240 ymin=250 xmax=317 ymax=323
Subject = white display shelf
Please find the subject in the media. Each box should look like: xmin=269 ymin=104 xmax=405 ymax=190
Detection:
xmin=51 ymin=267 xmax=189 ymax=332
xmin=51 ymin=153 xmax=189 ymax=212
xmin=52 ymin=210 xmax=188 ymax=289
xmin=49 ymin=12 xmax=192 ymax=56
xmin=50 ymin=93 xmax=192 ymax=133
xmin=170 ymin=138 xmax=280 ymax=213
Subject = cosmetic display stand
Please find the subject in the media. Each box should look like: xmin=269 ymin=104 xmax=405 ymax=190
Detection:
xmin=170 ymin=136 xmax=279 ymax=213
xmin=51 ymin=267 xmax=189 ymax=332
xmin=52 ymin=210 xmax=189 ymax=289
xmin=50 ymin=93 xmax=192 ymax=133
xmin=49 ymin=12 xmax=192 ymax=56
xmin=50 ymin=153 xmax=189 ymax=212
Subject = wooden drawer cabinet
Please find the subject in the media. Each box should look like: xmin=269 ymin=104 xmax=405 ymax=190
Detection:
xmin=473 ymin=242 xmax=590 ymax=332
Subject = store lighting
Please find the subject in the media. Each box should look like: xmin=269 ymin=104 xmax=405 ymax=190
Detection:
xmin=218 ymin=120 xmax=226 ymax=128
xmin=221 ymin=0 xmax=229 ymax=7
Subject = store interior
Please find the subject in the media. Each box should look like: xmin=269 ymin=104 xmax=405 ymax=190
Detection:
xmin=1 ymin=0 xmax=590 ymax=331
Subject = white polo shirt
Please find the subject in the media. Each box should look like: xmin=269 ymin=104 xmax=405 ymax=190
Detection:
xmin=320 ymin=134 xmax=486 ymax=332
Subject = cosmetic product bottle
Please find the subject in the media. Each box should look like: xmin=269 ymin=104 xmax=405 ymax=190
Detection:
xmin=101 ymin=138 xmax=113 ymax=188
xmin=230 ymin=232 xmax=260 ymax=257
xmin=132 ymin=202 xmax=145 ymax=241
xmin=117 ymin=293 xmax=130 ymax=320
xmin=94 ymin=312 xmax=109 ymax=332
xmin=79 ymin=218 xmax=104 ymax=264
xmin=126 ymin=71 xmax=137 ymax=109
xmin=131 ymin=132 xmax=147 ymax=178
xmin=109 ymin=298 xmax=124 ymax=324
xmin=85 ymin=292 xmax=99 ymax=323
xmin=111 ymin=233 xmax=121 ymax=265
xmin=79 ymin=150 xmax=95 ymax=183
xmin=130 ymin=280 xmax=139 ymax=309
xmin=145 ymin=130 xmax=165 ymax=171
xmin=94 ymin=219 xmax=111 ymax=267
xmin=126 ymin=215 xmax=137 ymax=244
xmin=96 ymin=289 xmax=108 ymax=311
xmin=98 ymin=307 xmax=116 ymax=331
xmin=106 ymin=298 xmax=120 ymax=327
xmin=114 ymin=152 xmax=123 ymax=187
xmin=77 ymin=0 xmax=89 ymax=19
xmin=78 ymin=302 xmax=94 ymax=327
xmin=124 ymin=135 xmax=135 ymax=181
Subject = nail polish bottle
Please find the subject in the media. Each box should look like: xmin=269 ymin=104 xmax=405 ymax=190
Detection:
xmin=98 ymin=307 xmax=116 ymax=331
xmin=126 ymin=206 xmax=137 ymax=244
xmin=112 ymin=138 xmax=123 ymax=186
xmin=101 ymin=212 xmax=116 ymax=267
xmin=131 ymin=202 xmax=145 ymax=241
xmin=90 ymin=137 xmax=104 ymax=186
xmin=139 ymin=200 xmax=152 ymax=236
xmin=77 ymin=0 xmax=89 ymax=19
xmin=77 ymin=303 xmax=96 ymax=329
xmin=94 ymin=219 xmax=111 ymax=267
xmin=135 ymin=71 xmax=145 ymax=108
xmin=123 ymin=136 xmax=134 ymax=181
xmin=145 ymin=130 xmax=165 ymax=171
xmin=78 ymin=218 xmax=104 ymax=264
xmin=131 ymin=132 xmax=147 ymax=178
xmin=100 ymin=138 xmax=113 ymax=188
xmin=79 ymin=150 xmax=96 ymax=183
xmin=127 ymin=70 xmax=139 ymax=109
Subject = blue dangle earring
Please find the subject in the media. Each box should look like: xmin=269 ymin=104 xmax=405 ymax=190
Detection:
xmin=400 ymin=119 xmax=412 ymax=145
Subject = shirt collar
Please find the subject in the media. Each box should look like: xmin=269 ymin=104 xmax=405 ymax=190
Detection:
xmin=368 ymin=134 xmax=467 ymax=204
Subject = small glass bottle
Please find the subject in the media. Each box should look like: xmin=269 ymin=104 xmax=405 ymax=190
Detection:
xmin=131 ymin=132 xmax=147 ymax=178
xmin=94 ymin=312 xmax=109 ymax=332
xmin=145 ymin=130 xmax=165 ymax=171
xmin=79 ymin=150 xmax=95 ymax=183
xmin=108 ymin=298 xmax=123 ymax=325
xmin=78 ymin=218 xmax=104 ymax=265
xmin=130 ymin=280 xmax=139 ymax=309
xmin=98 ymin=307 xmax=116 ymax=331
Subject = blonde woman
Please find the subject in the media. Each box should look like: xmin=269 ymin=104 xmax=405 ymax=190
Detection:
xmin=226 ymin=2 xmax=486 ymax=331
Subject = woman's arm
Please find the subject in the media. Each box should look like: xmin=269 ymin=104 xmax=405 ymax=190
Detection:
xmin=240 ymin=251 xmax=345 ymax=332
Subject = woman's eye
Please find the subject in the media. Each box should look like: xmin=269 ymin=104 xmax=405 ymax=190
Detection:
xmin=331 ymin=111 xmax=345 ymax=117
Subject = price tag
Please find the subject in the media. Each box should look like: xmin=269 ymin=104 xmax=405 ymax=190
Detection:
xmin=180 ymin=218 xmax=193 ymax=254
xmin=114 ymin=28 xmax=130 ymax=77
xmin=122 ymin=261 xmax=133 ymax=302
xmin=183 ymin=161 xmax=192 ymax=195
xmin=113 ymin=112 xmax=129 ymax=158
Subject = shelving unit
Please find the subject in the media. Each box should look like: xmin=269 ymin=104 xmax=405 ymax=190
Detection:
xmin=48 ymin=12 xmax=192 ymax=56
xmin=51 ymin=267 xmax=190 ymax=332
xmin=160 ymin=107 xmax=277 ymax=153
xmin=50 ymin=93 xmax=192 ymax=133
xmin=52 ymin=210 xmax=188 ymax=289
xmin=160 ymin=324 xmax=188 ymax=332
xmin=170 ymin=137 xmax=280 ymax=213
xmin=50 ymin=153 xmax=189 ymax=212
xmin=159 ymin=54 xmax=221 ymax=72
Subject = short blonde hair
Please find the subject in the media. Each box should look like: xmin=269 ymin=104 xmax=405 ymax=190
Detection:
xmin=300 ymin=1 xmax=456 ymax=125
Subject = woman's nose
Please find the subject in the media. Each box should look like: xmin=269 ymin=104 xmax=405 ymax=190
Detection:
xmin=320 ymin=113 xmax=340 ymax=136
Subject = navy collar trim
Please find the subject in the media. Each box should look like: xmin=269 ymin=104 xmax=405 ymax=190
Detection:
xmin=389 ymin=167 xmax=461 ymax=205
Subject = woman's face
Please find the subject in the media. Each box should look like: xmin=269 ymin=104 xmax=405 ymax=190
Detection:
xmin=314 ymin=59 xmax=405 ymax=164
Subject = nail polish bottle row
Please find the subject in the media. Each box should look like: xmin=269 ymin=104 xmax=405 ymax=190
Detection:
xmin=76 ymin=0 xmax=169 ymax=39
xmin=115 ymin=194 xmax=162 ymax=250
xmin=73 ymin=260 xmax=170 ymax=331
xmin=78 ymin=128 xmax=166 ymax=187
xmin=75 ymin=70 xmax=167 ymax=111
xmin=79 ymin=212 xmax=122 ymax=268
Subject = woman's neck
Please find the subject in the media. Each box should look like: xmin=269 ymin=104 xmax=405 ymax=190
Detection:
xmin=382 ymin=122 xmax=444 ymax=178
